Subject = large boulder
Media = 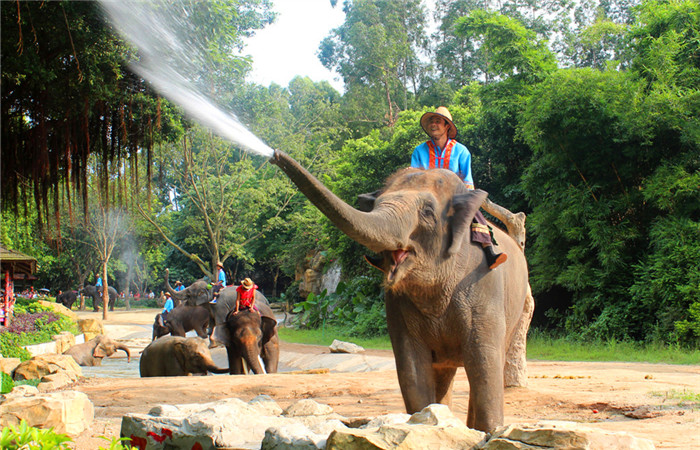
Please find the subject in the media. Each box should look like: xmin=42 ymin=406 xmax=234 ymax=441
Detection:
xmin=37 ymin=300 xmax=78 ymax=321
xmin=51 ymin=331 xmax=76 ymax=354
xmin=325 ymin=404 xmax=486 ymax=450
xmin=77 ymin=318 xmax=104 ymax=341
xmin=484 ymin=421 xmax=655 ymax=450
xmin=13 ymin=354 xmax=82 ymax=382
xmin=0 ymin=357 xmax=21 ymax=376
xmin=0 ymin=387 xmax=94 ymax=435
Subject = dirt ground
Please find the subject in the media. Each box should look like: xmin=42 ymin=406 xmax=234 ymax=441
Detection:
xmin=61 ymin=309 xmax=699 ymax=449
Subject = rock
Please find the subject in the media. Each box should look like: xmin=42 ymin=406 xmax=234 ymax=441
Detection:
xmin=38 ymin=371 xmax=76 ymax=392
xmin=0 ymin=357 xmax=21 ymax=376
xmin=624 ymin=407 xmax=663 ymax=419
xmin=78 ymin=318 xmax=104 ymax=341
xmin=326 ymin=404 xmax=486 ymax=450
xmin=13 ymin=354 xmax=82 ymax=381
xmin=262 ymin=419 xmax=348 ymax=450
xmin=485 ymin=421 xmax=656 ymax=450
xmin=329 ymin=340 xmax=365 ymax=354
xmin=0 ymin=389 xmax=94 ymax=436
xmin=51 ymin=331 xmax=76 ymax=354
xmin=283 ymin=399 xmax=334 ymax=417
xmin=250 ymin=394 xmax=284 ymax=416
xmin=37 ymin=300 xmax=78 ymax=321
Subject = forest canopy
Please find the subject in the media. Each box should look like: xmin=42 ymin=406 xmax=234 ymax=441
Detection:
xmin=2 ymin=0 xmax=698 ymax=346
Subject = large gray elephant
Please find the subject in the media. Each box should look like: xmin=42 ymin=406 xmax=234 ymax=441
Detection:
xmin=270 ymin=150 xmax=529 ymax=433
xmin=64 ymin=335 xmax=131 ymax=366
xmin=139 ymin=335 xmax=229 ymax=377
xmin=163 ymin=269 xmax=274 ymax=343
xmin=81 ymin=284 xmax=117 ymax=311
xmin=211 ymin=305 xmax=279 ymax=374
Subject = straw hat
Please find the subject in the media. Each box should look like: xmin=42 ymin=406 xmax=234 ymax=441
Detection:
xmin=165 ymin=292 xmax=172 ymax=298
xmin=241 ymin=278 xmax=254 ymax=290
xmin=175 ymin=280 xmax=182 ymax=285
xmin=216 ymin=261 xmax=224 ymax=268
xmin=420 ymin=106 xmax=457 ymax=139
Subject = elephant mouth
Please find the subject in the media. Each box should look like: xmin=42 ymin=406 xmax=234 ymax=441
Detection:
xmin=387 ymin=248 xmax=412 ymax=284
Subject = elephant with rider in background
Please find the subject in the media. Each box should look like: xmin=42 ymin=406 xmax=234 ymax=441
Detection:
xmin=152 ymin=303 xmax=210 ymax=341
xmin=162 ymin=269 xmax=275 ymax=344
xmin=270 ymin=150 xmax=530 ymax=433
xmin=81 ymin=284 xmax=117 ymax=312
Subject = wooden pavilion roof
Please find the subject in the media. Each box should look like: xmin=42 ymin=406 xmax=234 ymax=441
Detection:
xmin=0 ymin=246 xmax=37 ymax=276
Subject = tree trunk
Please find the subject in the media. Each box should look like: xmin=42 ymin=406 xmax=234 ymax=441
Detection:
xmin=102 ymin=262 xmax=109 ymax=320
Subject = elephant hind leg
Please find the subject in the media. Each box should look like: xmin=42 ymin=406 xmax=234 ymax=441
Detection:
xmin=433 ymin=366 xmax=457 ymax=407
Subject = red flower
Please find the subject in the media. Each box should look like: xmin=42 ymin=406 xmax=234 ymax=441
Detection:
xmin=161 ymin=428 xmax=173 ymax=438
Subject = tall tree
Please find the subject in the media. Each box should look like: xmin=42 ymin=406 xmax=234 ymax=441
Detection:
xmin=319 ymin=0 xmax=428 ymax=131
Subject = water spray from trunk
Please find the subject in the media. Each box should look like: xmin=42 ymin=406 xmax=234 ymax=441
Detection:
xmin=99 ymin=1 xmax=274 ymax=158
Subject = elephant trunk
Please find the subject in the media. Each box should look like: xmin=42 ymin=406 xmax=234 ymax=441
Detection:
xmin=270 ymin=150 xmax=401 ymax=253
xmin=118 ymin=345 xmax=131 ymax=363
xmin=240 ymin=335 xmax=265 ymax=374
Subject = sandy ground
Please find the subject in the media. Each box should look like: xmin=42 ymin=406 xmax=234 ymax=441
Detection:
xmin=59 ymin=309 xmax=699 ymax=449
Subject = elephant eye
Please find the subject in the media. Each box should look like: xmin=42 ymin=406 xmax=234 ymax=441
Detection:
xmin=419 ymin=203 xmax=437 ymax=226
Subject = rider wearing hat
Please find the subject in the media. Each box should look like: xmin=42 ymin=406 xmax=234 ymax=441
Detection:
xmin=411 ymin=107 xmax=507 ymax=270
xmin=233 ymin=277 xmax=259 ymax=315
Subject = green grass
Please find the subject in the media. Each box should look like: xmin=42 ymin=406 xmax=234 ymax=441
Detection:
xmin=278 ymin=325 xmax=392 ymax=350
xmin=527 ymin=331 xmax=700 ymax=365
xmin=649 ymin=389 xmax=700 ymax=407
xmin=279 ymin=325 xmax=700 ymax=365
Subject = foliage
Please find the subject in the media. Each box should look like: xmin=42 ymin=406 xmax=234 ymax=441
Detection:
xmin=0 ymin=301 xmax=77 ymax=360
xmin=291 ymin=276 xmax=386 ymax=337
xmin=0 ymin=420 xmax=72 ymax=450
xmin=527 ymin=328 xmax=700 ymax=365
xmin=0 ymin=419 xmax=136 ymax=450
xmin=1 ymin=371 xmax=14 ymax=394
xmin=319 ymin=0 xmax=429 ymax=130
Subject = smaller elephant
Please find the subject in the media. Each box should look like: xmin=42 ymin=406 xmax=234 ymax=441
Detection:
xmin=64 ymin=335 xmax=131 ymax=366
xmin=152 ymin=304 xmax=210 ymax=341
xmin=139 ymin=335 xmax=229 ymax=377
xmin=56 ymin=290 xmax=79 ymax=309
xmin=213 ymin=305 xmax=279 ymax=375
xmin=81 ymin=284 xmax=117 ymax=311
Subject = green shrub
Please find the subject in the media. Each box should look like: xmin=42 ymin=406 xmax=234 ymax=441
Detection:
xmin=291 ymin=276 xmax=386 ymax=337
xmin=0 ymin=419 xmax=137 ymax=450
xmin=0 ymin=301 xmax=78 ymax=361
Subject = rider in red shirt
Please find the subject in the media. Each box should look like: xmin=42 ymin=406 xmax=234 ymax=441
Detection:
xmin=233 ymin=278 xmax=259 ymax=315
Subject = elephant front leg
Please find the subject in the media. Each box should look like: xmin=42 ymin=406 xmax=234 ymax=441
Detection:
xmin=225 ymin=345 xmax=245 ymax=374
xmin=387 ymin=324 xmax=434 ymax=410
xmin=465 ymin=347 xmax=505 ymax=432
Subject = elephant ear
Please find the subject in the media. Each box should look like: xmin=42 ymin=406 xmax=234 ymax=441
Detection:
xmin=357 ymin=189 xmax=381 ymax=212
xmin=173 ymin=340 xmax=191 ymax=373
xmin=447 ymin=189 xmax=488 ymax=256
xmin=211 ymin=324 xmax=232 ymax=347
xmin=261 ymin=316 xmax=277 ymax=342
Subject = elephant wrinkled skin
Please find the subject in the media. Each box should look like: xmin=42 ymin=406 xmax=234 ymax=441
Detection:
xmin=212 ymin=306 xmax=279 ymax=374
xmin=271 ymin=150 xmax=530 ymax=432
xmin=140 ymin=335 xmax=229 ymax=377
xmin=64 ymin=335 xmax=131 ymax=366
